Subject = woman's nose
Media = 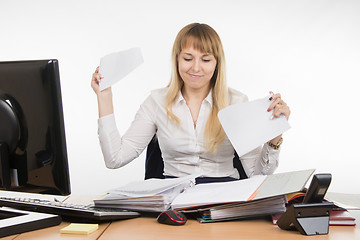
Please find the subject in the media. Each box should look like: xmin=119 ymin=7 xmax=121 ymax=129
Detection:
xmin=192 ymin=59 xmax=200 ymax=72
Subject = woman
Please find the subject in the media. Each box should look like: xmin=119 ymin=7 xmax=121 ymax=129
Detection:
xmin=91 ymin=23 xmax=290 ymax=182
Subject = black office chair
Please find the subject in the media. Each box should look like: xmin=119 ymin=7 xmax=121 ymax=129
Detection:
xmin=145 ymin=136 xmax=248 ymax=180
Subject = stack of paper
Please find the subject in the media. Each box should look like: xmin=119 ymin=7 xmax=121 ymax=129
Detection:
xmin=60 ymin=223 xmax=99 ymax=235
xmin=187 ymin=196 xmax=286 ymax=223
xmin=272 ymin=209 xmax=356 ymax=226
xmin=94 ymin=175 xmax=196 ymax=212
xmin=95 ymin=169 xmax=314 ymax=219
xmin=171 ymin=169 xmax=314 ymax=210
xmin=169 ymin=169 xmax=314 ymax=222
xmin=325 ymin=192 xmax=360 ymax=210
xmin=329 ymin=210 xmax=357 ymax=226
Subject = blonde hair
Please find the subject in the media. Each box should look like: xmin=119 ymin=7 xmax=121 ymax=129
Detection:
xmin=166 ymin=23 xmax=229 ymax=154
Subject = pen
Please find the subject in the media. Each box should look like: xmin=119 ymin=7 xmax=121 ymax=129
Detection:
xmin=268 ymin=93 xmax=275 ymax=120
xmin=268 ymin=91 xmax=274 ymax=101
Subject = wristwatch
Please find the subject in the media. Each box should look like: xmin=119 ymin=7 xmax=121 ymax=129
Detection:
xmin=267 ymin=137 xmax=283 ymax=150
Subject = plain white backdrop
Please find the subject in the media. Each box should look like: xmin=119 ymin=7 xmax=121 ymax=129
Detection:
xmin=1 ymin=0 xmax=359 ymax=195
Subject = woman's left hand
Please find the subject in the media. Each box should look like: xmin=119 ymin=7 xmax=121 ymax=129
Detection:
xmin=267 ymin=92 xmax=291 ymax=120
xmin=267 ymin=91 xmax=291 ymax=144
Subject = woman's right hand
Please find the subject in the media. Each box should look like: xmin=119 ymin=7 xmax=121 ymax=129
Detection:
xmin=91 ymin=67 xmax=103 ymax=95
xmin=91 ymin=67 xmax=114 ymax=117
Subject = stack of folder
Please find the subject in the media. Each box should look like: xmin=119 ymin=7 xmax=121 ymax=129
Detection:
xmin=94 ymin=175 xmax=196 ymax=212
xmin=272 ymin=209 xmax=356 ymax=226
xmin=95 ymin=169 xmax=315 ymax=222
xmin=271 ymin=191 xmax=357 ymax=226
xmin=183 ymin=196 xmax=286 ymax=223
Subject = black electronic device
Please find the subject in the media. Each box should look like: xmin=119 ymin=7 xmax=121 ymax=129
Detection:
xmin=303 ymin=173 xmax=332 ymax=204
xmin=0 ymin=197 xmax=140 ymax=222
xmin=277 ymin=173 xmax=333 ymax=235
xmin=157 ymin=210 xmax=187 ymax=226
xmin=0 ymin=60 xmax=72 ymax=236
xmin=0 ymin=59 xmax=71 ymax=195
xmin=277 ymin=202 xmax=333 ymax=235
xmin=0 ymin=207 xmax=61 ymax=238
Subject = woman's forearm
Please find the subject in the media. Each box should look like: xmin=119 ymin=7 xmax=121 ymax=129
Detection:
xmin=97 ymin=88 xmax=114 ymax=118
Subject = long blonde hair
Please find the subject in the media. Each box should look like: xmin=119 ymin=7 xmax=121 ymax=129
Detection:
xmin=166 ymin=23 xmax=229 ymax=154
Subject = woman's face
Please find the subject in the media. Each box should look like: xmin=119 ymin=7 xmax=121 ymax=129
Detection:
xmin=178 ymin=46 xmax=217 ymax=92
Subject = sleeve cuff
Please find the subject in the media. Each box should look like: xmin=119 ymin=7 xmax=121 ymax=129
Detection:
xmin=260 ymin=143 xmax=280 ymax=174
xmin=264 ymin=142 xmax=281 ymax=153
xmin=98 ymin=113 xmax=117 ymax=134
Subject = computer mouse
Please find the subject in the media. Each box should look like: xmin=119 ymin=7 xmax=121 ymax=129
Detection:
xmin=157 ymin=210 xmax=187 ymax=226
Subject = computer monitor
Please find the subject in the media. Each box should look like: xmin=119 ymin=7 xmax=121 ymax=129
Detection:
xmin=0 ymin=59 xmax=71 ymax=195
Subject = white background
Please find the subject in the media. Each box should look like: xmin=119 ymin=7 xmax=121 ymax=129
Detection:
xmin=1 ymin=0 xmax=359 ymax=195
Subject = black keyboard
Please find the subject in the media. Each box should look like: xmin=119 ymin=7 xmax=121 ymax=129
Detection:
xmin=0 ymin=196 xmax=140 ymax=222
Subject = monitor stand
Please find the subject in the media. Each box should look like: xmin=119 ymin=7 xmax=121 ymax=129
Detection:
xmin=0 ymin=207 xmax=61 ymax=238
xmin=0 ymin=142 xmax=11 ymax=189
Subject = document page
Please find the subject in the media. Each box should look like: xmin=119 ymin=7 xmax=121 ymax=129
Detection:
xmin=218 ymin=95 xmax=291 ymax=157
xmin=94 ymin=175 xmax=198 ymax=212
xmin=325 ymin=192 xmax=360 ymax=210
xmin=253 ymin=169 xmax=315 ymax=200
xmin=171 ymin=175 xmax=266 ymax=210
xmin=107 ymin=174 xmax=197 ymax=198
xmin=99 ymin=48 xmax=144 ymax=91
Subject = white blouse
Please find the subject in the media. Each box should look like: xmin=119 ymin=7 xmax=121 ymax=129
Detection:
xmin=98 ymin=87 xmax=280 ymax=179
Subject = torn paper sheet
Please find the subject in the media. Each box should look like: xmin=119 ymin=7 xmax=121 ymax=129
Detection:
xmin=99 ymin=48 xmax=144 ymax=91
xmin=218 ymin=95 xmax=291 ymax=157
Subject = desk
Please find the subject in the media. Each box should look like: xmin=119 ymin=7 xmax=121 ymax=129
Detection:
xmin=2 ymin=216 xmax=360 ymax=240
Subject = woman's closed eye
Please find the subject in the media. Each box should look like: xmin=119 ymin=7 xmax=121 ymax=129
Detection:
xmin=182 ymin=57 xmax=212 ymax=62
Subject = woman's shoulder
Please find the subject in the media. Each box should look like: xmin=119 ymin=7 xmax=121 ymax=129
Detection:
xmin=228 ymin=87 xmax=248 ymax=104
xmin=139 ymin=88 xmax=168 ymax=115
xmin=145 ymin=87 xmax=168 ymax=106
xmin=150 ymin=87 xmax=168 ymax=101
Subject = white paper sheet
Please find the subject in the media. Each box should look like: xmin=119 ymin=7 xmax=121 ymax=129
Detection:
xmin=106 ymin=174 xmax=197 ymax=197
xmin=98 ymin=48 xmax=144 ymax=91
xmin=218 ymin=95 xmax=291 ymax=157
xmin=171 ymin=175 xmax=266 ymax=209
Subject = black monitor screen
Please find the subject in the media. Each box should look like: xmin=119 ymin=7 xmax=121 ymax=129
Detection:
xmin=0 ymin=60 xmax=71 ymax=195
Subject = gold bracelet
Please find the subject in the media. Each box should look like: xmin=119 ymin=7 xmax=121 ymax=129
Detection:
xmin=267 ymin=137 xmax=283 ymax=150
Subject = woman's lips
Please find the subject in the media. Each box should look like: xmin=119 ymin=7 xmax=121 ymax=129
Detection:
xmin=189 ymin=73 xmax=203 ymax=78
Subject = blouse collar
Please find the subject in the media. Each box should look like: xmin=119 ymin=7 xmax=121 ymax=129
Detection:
xmin=176 ymin=89 xmax=213 ymax=107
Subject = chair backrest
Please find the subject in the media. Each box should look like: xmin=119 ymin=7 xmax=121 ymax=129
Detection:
xmin=145 ymin=136 xmax=165 ymax=179
xmin=145 ymin=136 xmax=248 ymax=180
